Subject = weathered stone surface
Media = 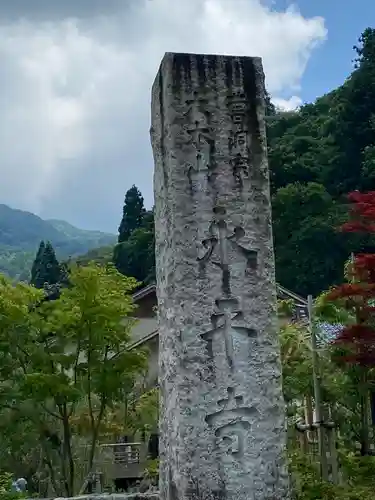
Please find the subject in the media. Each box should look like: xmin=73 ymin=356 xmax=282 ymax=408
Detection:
xmin=52 ymin=494 xmax=159 ymax=500
xmin=151 ymin=53 xmax=290 ymax=500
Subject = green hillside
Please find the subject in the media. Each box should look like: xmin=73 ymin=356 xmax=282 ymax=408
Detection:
xmin=74 ymin=245 xmax=114 ymax=267
xmin=266 ymin=28 xmax=375 ymax=296
xmin=0 ymin=204 xmax=116 ymax=281
xmin=48 ymin=219 xmax=116 ymax=248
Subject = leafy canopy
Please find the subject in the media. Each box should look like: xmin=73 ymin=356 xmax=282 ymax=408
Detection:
xmin=0 ymin=263 xmax=147 ymax=497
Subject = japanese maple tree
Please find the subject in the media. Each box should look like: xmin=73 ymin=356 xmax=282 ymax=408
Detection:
xmin=325 ymin=190 xmax=375 ymax=455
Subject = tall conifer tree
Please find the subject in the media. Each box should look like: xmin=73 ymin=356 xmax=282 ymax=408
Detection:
xmin=30 ymin=240 xmax=45 ymax=286
xmin=30 ymin=241 xmax=62 ymax=290
xmin=113 ymin=186 xmax=155 ymax=284
xmin=117 ymin=185 xmax=146 ymax=243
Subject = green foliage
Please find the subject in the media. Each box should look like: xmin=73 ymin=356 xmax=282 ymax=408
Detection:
xmin=0 ymin=204 xmax=115 ymax=281
xmin=0 ymin=204 xmax=62 ymax=249
xmin=118 ymin=185 xmax=146 ymax=243
xmin=143 ymin=458 xmax=159 ymax=482
xmin=0 ymin=473 xmax=24 ymax=500
xmin=278 ymin=299 xmax=296 ymax=318
xmin=314 ymin=290 xmax=355 ymax=326
xmin=267 ymin=28 xmax=375 ymax=295
xmin=30 ymin=241 xmax=64 ymax=289
xmin=114 ymin=218 xmax=155 ymax=285
xmin=0 ymin=264 xmax=147 ymax=496
xmin=289 ymin=449 xmax=375 ymax=500
xmin=314 ymin=255 xmax=358 ymax=326
xmin=279 ymin=322 xmax=314 ymax=402
xmin=0 ymin=411 xmax=43 ymax=488
xmin=101 ymin=386 xmax=159 ymax=443
xmin=279 ymin=314 xmax=365 ymax=459
xmin=74 ymin=245 xmax=114 ymax=267
xmin=30 ymin=241 xmax=45 ymax=283
xmin=26 ymin=263 xmax=147 ymax=419
xmin=271 ymin=180 xmax=349 ymax=297
xmin=0 ymin=247 xmax=34 ymax=282
xmin=47 ymin=219 xmax=116 ymax=248
xmin=114 ymin=186 xmax=155 ymax=284
xmin=126 ymin=387 xmax=159 ymax=436
xmin=0 ymin=473 xmax=13 ymax=493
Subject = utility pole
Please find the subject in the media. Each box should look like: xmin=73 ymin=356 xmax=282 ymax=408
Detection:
xmin=308 ymin=295 xmax=329 ymax=481
xmin=295 ymin=296 xmax=338 ymax=482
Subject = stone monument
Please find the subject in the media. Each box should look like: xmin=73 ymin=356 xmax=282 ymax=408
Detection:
xmin=151 ymin=53 xmax=290 ymax=500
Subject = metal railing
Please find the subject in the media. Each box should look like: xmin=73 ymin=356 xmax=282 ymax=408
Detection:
xmin=97 ymin=442 xmax=148 ymax=479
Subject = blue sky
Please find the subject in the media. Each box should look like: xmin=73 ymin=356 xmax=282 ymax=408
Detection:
xmin=279 ymin=0 xmax=374 ymax=103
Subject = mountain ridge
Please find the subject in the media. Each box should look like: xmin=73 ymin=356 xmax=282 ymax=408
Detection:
xmin=0 ymin=203 xmax=116 ymax=281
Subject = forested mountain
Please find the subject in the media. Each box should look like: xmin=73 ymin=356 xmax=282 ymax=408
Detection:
xmin=0 ymin=204 xmax=116 ymax=281
xmin=267 ymin=28 xmax=375 ymax=296
xmin=47 ymin=219 xmax=116 ymax=247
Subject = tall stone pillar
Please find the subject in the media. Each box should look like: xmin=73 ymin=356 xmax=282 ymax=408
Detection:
xmin=151 ymin=53 xmax=289 ymax=500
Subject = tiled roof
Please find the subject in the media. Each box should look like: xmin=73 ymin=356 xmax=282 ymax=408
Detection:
xmin=317 ymin=322 xmax=343 ymax=343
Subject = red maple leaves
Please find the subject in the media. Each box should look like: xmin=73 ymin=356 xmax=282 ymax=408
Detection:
xmin=341 ymin=190 xmax=375 ymax=234
xmin=326 ymin=191 xmax=375 ymax=367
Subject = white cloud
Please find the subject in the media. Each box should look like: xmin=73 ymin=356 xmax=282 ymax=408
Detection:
xmin=273 ymin=95 xmax=303 ymax=111
xmin=0 ymin=0 xmax=326 ymax=231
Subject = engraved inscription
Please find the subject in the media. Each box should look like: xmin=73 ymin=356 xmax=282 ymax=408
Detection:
xmin=186 ymin=122 xmax=217 ymax=194
xmin=231 ymin=156 xmax=249 ymax=187
xmin=227 ymin=93 xmax=251 ymax=186
xmin=197 ymin=207 xmax=258 ymax=291
xmin=184 ymin=93 xmax=217 ymax=194
xmin=153 ymin=53 xmax=289 ymax=500
xmin=218 ymin=421 xmax=250 ymax=456
xmin=229 ymin=131 xmax=248 ymax=156
xmin=197 ymin=206 xmax=231 ymax=294
xmin=229 ymin=131 xmax=250 ymax=186
xmin=201 ymin=297 xmax=257 ymax=370
xmin=205 ymin=387 xmax=257 ymax=458
xmin=187 ymin=121 xmax=215 ymax=151
xmin=264 ymin=461 xmax=279 ymax=488
xmin=187 ymin=150 xmax=215 ymax=194
xmin=227 ymin=92 xmax=248 ymax=130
